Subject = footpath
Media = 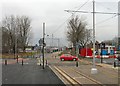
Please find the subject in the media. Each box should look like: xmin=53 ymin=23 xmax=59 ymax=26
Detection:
xmin=2 ymin=58 xmax=65 ymax=86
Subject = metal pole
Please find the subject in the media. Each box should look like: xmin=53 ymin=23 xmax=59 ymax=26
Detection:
xmin=86 ymin=41 xmax=87 ymax=57
xmin=58 ymin=38 xmax=59 ymax=49
xmin=52 ymin=34 xmax=53 ymax=47
xmin=101 ymin=44 xmax=103 ymax=63
xmin=76 ymin=43 xmax=77 ymax=58
xmin=118 ymin=2 xmax=120 ymax=51
xmin=91 ymin=0 xmax=98 ymax=74
xmin=86 ymin=29 xmax=87 ymax=57
xmin=43 ymin=23 xmax=45 ymax=69
xmin=14 ymin=27 xmax=16 ymax=59
xmin=92 ymin=0 xmax=96 ymax=68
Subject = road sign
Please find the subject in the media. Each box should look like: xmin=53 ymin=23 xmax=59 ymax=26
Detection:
xmin=39 ymin=38 xmax=43 ymax=46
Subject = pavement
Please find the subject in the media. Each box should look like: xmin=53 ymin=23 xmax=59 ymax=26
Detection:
xmin=2 ymin=58 xmax=65 ymax=86
xmin=79 ymin=58 xmax=119 ymax=69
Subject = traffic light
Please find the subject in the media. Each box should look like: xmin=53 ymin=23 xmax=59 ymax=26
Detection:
xmin=98 ymin=44 xmax=100 ymax=49
xmin=103 ymin=43 xmax=105 ymax=49
xmin=32 ymin=46 xmax=34 ymax=50
xmin=100 ymin=42 xmax=105 ymax=49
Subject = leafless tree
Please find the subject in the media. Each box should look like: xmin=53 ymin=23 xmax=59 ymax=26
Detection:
xmin=66 ymin=15 xmax=91 ymax=48
xmin=2 ymin=15 xmax=16 ymax=53
xmin=1 ymin=15 xmax=32 ymax=53
xmin=16 ymin=16 xmax=31 ymax=52
xmin=1 ymin=27 xmax=10 ymax=53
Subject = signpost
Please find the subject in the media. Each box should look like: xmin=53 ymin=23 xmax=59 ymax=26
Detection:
xmin=43 ymin=23 xmax=45 ymax=69
xmin=100 ymin=42 xmax=105 ymax=63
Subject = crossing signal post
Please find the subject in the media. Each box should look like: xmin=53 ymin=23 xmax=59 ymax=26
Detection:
xmin=43 ymin=23 xmax=45 ymax=69
xmin=100 ymin=42 xmax=105 ymax=63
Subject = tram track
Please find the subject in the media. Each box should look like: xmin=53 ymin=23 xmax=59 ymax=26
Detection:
xmin=69 ymin=67 xmax=103 ymax=85
xmin=52 ymin=66 xmax=82 ymax=86
xmin=51 ymin=66 xmax=105 ymax=86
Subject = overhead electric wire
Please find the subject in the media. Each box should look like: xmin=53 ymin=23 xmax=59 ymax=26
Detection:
xmin=52 ymin=20 xmax=67 ymax=34
xmin=51 ymin=0 xmax=90 ymax=34
xmin=75 ymin=0 xmax=90 ymax=14
xmin=94 ymin=2 xmax=117 ymax=26
xmin=52 ymin=0 xmax=118 ymax=36
xmin=65 ymin=3 xmax=119 ymax=29
xmin=96 ymin=2 xmax=112 ymax=11
xmin=95 ymin=14 xmax=117 ymax=26
xmin=86 ymin=14 xmax=117 ymax=29
xmin=65 ymin=10 xmax=120 ymax=15
xmin=73 ymin=0 xmax=90 ymax=10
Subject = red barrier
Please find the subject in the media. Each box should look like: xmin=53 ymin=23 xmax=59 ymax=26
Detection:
xmin=80 ymin=48 xmax=92 ymax=57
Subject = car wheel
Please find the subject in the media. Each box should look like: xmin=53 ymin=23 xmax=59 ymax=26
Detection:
xmin=61 ymin=58 xmax=64 ymax=61
xmin=73 ymin=58 xmax=76 ymax=61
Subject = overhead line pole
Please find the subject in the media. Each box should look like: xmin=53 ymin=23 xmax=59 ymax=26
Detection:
xmin=65 ymin=0 xmax=120 ymax=74
xmin=92 ymin=0 xmax=96 ymax=69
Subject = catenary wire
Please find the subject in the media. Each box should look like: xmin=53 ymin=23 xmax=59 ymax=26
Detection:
xmin=51 ymin=0 xmax=90 ymax=34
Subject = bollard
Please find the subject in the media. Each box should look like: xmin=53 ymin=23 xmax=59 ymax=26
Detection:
xmin=5 ymin=60 xmax=7 ymax=65
xmin=101 ymin=56 xmax=103 ymax=63
xmin=46 ymin=60 xmax=48 ymax=67
xmin=40 ymin=59 xmax=41 ymax=66
xmin=22 ymin=59 xmax=23 ymax=66
xmin=76 ymin=61 xmax=78 ymax=67
xmin=40 ymin=57 xmax=41 ymax=66
xmin=55 ymin=56 xmax=56 ymax=58
xmin=114 ymin=61 xmax=116 ymax=68
xmin=17 ymin=57 xmax=18 ymax=63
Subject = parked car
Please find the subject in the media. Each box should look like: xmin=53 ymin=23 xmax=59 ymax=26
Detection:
xmin=60 ymin=54 xmax=78 ymax=61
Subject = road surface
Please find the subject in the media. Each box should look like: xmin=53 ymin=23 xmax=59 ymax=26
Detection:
xmin=2 ymin=58 xmax=65 ymax=86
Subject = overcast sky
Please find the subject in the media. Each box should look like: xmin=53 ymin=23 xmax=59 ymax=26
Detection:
xmin=1 ymin=0 xmax=119 ymax=46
